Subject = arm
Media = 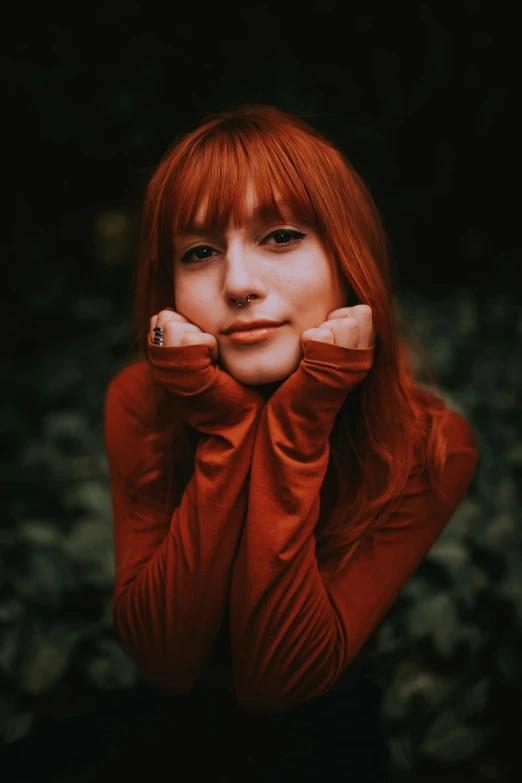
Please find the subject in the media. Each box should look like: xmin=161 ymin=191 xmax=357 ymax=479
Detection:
xmin=229 ymin=339 xmax=478 ymax=712
xmin=105 ymin=337 xmax=263 ymax=693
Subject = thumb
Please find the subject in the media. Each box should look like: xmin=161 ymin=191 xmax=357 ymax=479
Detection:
xmin=185 ymin=332 xmax=219 ymax=363
xmin=301 ymin=326 xmax=335 ymax=351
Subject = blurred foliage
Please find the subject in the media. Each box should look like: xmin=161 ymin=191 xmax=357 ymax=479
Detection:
xmin=1 ymin=280 xmax=521 ymax=783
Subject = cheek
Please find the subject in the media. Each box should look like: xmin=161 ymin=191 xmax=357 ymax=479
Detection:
xmin=174 ymin=283 xmax=195 ymax=319
xmin=175 ymin=284 xmax=217 ymax=331
xmin=174 ymin=278 xmax=200 ymax=312
xmin=288 ymin=265 xmax=338 ymax=310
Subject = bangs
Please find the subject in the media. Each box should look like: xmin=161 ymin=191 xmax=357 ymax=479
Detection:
xmin=168 ymin=120 xmax=320 ymax=238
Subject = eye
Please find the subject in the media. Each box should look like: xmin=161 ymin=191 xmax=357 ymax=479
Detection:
xmin=179 ymin=246 xmax=218 ymax=265
xmin=262 ymin=229 xmax=307 ymax=247
xmin=178 ymin=228 xmax=307 ymax=265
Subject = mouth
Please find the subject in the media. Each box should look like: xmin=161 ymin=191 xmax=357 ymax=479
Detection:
xmin=225 ymin=323 xmax=287 ymax=344
xmin=223 ymin=320 xmax=286 ymax=335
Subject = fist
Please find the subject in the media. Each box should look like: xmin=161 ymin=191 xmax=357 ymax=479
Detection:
xmin=150 ymin=308 xmax=219 ymax=363
xmin=301 ymin=305 xmax=376 ymax=351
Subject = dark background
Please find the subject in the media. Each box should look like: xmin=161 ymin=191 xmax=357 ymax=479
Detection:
xmin=5 ymin=1 xmax=519 ymax=362
xmin=2 ymin=3 xmax=520 ymax=782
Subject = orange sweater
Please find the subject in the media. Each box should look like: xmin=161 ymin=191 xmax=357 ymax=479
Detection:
xmin=104 ymin=336 xmax=478 ymax=713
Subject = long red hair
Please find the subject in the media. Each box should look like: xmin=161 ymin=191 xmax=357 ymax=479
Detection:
xmin=124 ymin=103 xmax=451 ymax=577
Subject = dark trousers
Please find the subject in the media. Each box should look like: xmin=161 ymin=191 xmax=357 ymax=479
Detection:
xmin=1 ymin=657 xmax=390 ymax=782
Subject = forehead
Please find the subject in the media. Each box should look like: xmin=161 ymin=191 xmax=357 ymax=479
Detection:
xmin=189 ymin=182 xmax=294 ymax=232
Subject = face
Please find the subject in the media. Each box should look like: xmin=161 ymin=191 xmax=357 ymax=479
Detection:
xmin=173 ymin=181 xmax=349 ymax=393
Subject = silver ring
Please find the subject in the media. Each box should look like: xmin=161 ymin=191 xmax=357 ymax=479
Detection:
xmin=153 ymin=325 xmax=164 ymax=345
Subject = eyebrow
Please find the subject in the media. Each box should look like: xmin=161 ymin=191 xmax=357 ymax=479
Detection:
xmin=179 ymin=200 xmax=295 ymax=236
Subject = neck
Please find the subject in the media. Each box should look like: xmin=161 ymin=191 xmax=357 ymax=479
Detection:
xmin=252 ymin=378 xmax=285 ymax=402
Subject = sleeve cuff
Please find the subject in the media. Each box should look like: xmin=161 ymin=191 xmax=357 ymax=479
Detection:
xmin=302 ymin=339 xmax=376 ymax=372
xmin=147 ymin=333 xmax=212 ymax=372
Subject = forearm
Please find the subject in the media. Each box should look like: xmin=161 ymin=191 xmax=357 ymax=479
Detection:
xmin=229 ymin=397 xmax=337 ymax=708
xmin=111 ymin=341 xmax=264 ymax=692
xmin=112 ymin=393 xmax=261 ymax=693
xmin=228 ymin=340 xmax=375 ymax=710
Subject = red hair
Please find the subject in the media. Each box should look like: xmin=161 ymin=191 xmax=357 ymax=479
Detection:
xmin=124 ymin=103 xmax=452 ymax=577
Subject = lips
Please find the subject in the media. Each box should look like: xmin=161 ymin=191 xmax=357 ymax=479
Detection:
xmin=232 ymin=323 xmax=281 ymax=333
xmin=224 ymin=320 xmax=285 ymax=334
xmin=226 ymin=324 xmax=285 ymax=344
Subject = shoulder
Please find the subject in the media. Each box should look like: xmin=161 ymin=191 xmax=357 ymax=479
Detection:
xmin=441 ymin=407 xmax=479 ymax=495
xmin=413 ymin=384 xmax=478 ymax=455
xmin=413 ymin=387 xmax=479 ymax=500
xmin=442 ymin=406 xmax=478 ymax=455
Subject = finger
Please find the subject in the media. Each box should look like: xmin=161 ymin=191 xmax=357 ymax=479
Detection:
xmin=320 ymin=318 xmax=359 ymax=346
xmin=149 ymin=312 xmax=199 ymax=344
xmin=326 ymin=304 xmax=371 ymax=323
xmin=149 ymin=311 xmax=182 ymax=331
xmin=301 ymin=326 xmax=335 ymax=347
xmin=161 ymin=321 xmax=218 ymax=362
xmin=326 ymin=306 xmax=374 ymax=348
xmin=161 ymin=320 xmax=202 ymax=343
xmin=333 ymin=317 xmax=359 ymax=348
xmin=325 ymin=306 xmax=354 ymax=320
xmin=319 ymin=319 xmax=343 ymax=330
xmin=155 ymin=310 xmax=191 ymax=327
xmin=350 ymin=305 xmax=374 ymax=348
xmin=182 ymin=331 xmax=219 ymax=362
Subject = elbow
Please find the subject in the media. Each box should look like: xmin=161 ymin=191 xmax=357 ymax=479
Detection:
xmin=111 ymin=590 xmax=198 ymax=695
xmin=234 ymin=636 xmax=349 ymax=714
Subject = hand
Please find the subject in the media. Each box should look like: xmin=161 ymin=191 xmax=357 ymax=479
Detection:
xmin=149 ymin=308 xmax=265 ymax=416
xmin=150 ymin=308 xmax=219 ymax=363
xmin=301 ymin=305 xmax=376 ymax=352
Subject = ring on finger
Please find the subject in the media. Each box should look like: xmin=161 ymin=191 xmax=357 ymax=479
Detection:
xmin=153 ymin=325 xmax=164 ymax=345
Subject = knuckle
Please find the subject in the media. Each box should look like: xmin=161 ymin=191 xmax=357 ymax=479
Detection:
xmin=159 ymin=309 xmax=180 ymax=321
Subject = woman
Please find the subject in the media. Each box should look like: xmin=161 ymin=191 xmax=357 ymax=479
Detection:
xmin=3 ymin=104 xmax=478 ymax=782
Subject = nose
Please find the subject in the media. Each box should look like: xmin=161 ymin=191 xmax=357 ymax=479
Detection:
xmin=222 ymin=239 xmax=263 ymax=303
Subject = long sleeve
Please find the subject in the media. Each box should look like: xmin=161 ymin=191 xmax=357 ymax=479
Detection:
xmin=229 ymin=338 xmax=479 ymax=712
xmin=105 ymin=337 xmax=263 ymax=693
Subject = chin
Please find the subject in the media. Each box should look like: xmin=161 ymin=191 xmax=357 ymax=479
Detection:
xmin=220 ymin=351 xmax=301 ymax=387
xmin=227 ymin=366 xmax=291 ymax=386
